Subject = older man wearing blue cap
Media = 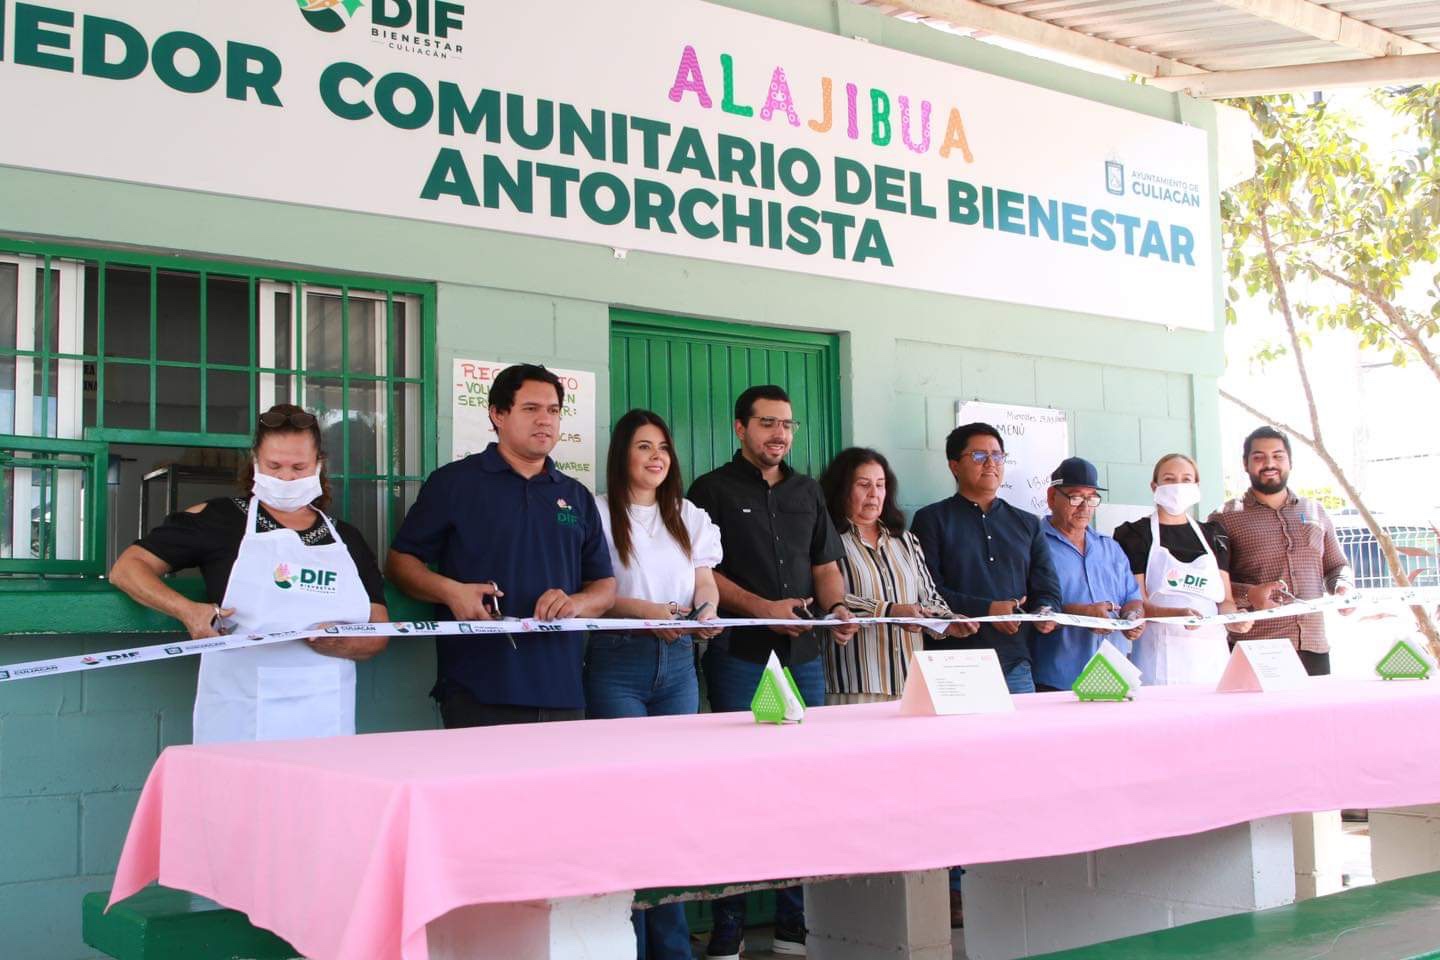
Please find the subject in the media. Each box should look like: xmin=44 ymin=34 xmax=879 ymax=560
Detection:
xmin=1034 ymin=456 xmax=1145 ymax=692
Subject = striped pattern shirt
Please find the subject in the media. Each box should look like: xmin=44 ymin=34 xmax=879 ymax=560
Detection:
xmin=825 ymin=525 xmax=954 ymax=697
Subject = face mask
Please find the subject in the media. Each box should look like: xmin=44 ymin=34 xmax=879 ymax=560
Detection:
xmin=1153 ymin=482 xmax=1202 ymax=515
xmin=252 ymin=467 xmax=322 ymax=512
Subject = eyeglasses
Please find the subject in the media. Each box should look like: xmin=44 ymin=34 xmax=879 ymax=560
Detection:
xmin=1059 ymin=493 xmax=1103 ymax=508
xmin=749 ymin=416 xmax=801 ymax=433
xmin=258 ymin=410 xmax=317 ymax=429
xmin=964 ymin=451 xmax=1008 ymax=465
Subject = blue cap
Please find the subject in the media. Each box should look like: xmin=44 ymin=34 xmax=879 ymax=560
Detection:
xmin=1049 ymin=456 xmax=1106 ymax=491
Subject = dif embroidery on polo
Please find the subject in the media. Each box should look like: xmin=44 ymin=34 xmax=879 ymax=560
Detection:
xmin=556 ymin=497 xmax=580 ymax=527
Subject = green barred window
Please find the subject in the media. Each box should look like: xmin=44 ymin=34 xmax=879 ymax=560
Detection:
xmin=0 ymin=240 xmax=436 ymax=576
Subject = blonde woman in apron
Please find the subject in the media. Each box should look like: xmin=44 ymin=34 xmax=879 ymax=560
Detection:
xmin=1113 ymin=454 xmax=1250 ymax=685
xmin=110 ymin=404 xmax=389 ymax=743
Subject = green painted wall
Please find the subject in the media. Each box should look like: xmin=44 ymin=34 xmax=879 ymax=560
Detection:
xmin=0 ymin=1 xmax=1224 ymax=955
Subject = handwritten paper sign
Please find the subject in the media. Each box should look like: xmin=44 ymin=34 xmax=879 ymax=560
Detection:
xmin=900 ymin=650 xmax=1015 ymax=716
xmin=956 ymin=401 xmax=1069 ymax=516
xmin=452 ymin=358 xmax=598 ymax=490
xmin=1217 ymin=638 xmax=1310 ymax=693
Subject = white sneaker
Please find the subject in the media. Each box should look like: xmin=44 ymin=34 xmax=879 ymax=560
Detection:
xmin=704 ymin=938 xmax=744 ymax=960
xmin=771 ymin=931 xmax=806 ymax=956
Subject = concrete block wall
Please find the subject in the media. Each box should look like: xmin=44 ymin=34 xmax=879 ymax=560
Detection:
xmin=962 ymin=817 xmax=1295 ymax=960
xmin=0 ymin=633 xmax=437 ymax=960
xmin=1371 ymin=803 xmax=1440 ymax=883
xmin=891 ymin=340 xmax=1198 ymax=518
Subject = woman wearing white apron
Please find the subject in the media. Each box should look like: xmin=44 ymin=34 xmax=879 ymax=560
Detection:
xmin=110 ymin=405 xmax=389 ymax=743
xmin=1113 ymin=454 xmax=1250 ymax=685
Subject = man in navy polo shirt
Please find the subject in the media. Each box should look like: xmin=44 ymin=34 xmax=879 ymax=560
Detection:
xmin=387 ymin=363 xmax=615 ymax=727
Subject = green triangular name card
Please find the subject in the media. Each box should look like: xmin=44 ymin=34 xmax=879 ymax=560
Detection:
xmin=751 ymin=651 xmax=807 ymax=724
xmin=1376 ymin=640 xmax=1432 ymax=681
xmin=1071 ymin=638 xmax=1140 ymax=702
xmin=1073 ymin=652 xmax=1132 ymax=702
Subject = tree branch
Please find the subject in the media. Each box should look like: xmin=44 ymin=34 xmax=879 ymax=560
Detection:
xmin=1303 ymin=259 xmax=1440 ymax=385
xmin=1252 ymin=208 xmax=1440 ymax=654
xmin=1217 ymin=389 xmax=1315 ymax=447
xmin=1259 ymin=210 xmax=1328 ymax=451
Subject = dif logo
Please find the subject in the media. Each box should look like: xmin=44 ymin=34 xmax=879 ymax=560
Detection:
xmin=273 ymin=563 xmax=339 ymax=591
xmin=298 ymin=0 xmax=464 ymax=37
xmin=1165 ymin=570 xmax=1209 ymax=591
xmin=297 ymin=0 xmax=366 ymax=34
xmin=374 ymin=0 xmax=465 ymax=37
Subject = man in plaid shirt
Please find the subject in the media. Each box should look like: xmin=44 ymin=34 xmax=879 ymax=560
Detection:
xmin=1209 ymin=426 xmax=1355 ymax=676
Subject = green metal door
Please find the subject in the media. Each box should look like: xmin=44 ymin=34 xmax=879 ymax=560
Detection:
xmin=609 ymin=310 xmax=843 ymax=484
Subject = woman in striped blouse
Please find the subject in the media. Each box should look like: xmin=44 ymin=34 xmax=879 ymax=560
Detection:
xmin=818 ymin=448 xmax=978 ymax=702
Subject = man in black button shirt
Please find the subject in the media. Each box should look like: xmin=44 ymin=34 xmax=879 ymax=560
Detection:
xmin=686 ymin=384 xmax=856 ymax=960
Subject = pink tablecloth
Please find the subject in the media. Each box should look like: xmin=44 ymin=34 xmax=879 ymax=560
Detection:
xmin=112 ymin=678 xmax=1440 ymax=960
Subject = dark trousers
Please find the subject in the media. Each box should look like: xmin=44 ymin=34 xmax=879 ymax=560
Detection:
xmin=1299 ymin=650 xmax=1331 ymax=677
xmin=438 ymin=686 xmax=584 ymax=728
xmin=702 ymin=648 xmax=825 ymax=935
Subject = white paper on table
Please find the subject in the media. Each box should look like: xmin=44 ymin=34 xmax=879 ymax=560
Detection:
xmin=765 ymin=650 xmax=806 ymax=721
xmin=1096 ymin=638 xmax=1143 ymax=687
xmin=1216 ymin=638 xmax=1310 ymax=693
xmin=900 ymin=649 xmax=1015 ymax=716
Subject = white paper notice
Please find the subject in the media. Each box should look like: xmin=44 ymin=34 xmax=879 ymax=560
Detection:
xmin=1096 ymin=638 xmax=1143 ymax=688
xmin=1217 ymin=638 xmax=1310 ymax=693
xmin=765 ymin=650 xmax=806 ymax=721
xmin=900 ymin=650 xmax=1016 ymax=716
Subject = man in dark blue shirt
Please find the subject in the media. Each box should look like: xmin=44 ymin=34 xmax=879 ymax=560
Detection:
xmin=910 ymin=421 xmax=1062 ymax=695
xmin=387 ymin=364 xmax=615 ymax=727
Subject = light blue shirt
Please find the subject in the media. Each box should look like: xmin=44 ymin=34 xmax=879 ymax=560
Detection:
xmin=1034 ymin=519 xmax=1142 ymax=690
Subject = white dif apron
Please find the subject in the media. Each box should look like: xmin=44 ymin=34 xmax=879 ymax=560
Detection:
xmin=1132 ymin=513 xmax=1230 ymax=686
xmin=192 ymin=497 xmax=370 ymax=744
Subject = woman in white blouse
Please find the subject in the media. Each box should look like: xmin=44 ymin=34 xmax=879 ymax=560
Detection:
xmin=587 ymin=408 xmax=722 ymax=960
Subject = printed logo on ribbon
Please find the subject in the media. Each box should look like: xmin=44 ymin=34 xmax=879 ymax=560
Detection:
xmin=296 ymin=0 xmax=365 ymax=34
xmin=83 ymin=651 xmax=141 ymax=666
xmin=165 ymin=647 xmax=184 ymax=656
xmin=273 ymin=562 xmax=340 ymax=594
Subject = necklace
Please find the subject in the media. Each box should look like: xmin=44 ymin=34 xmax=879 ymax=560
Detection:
xmin=631 ymin=502 xmax=662 ymax=538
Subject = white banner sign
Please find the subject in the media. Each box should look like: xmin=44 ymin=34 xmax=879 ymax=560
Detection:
xmin=452 ymin=358 xmax=597 ymax=489
xmin=957 ymin=400 xmax=1069 ymax=516
xmin=0 ymin=0 xmax=1213 ymax=329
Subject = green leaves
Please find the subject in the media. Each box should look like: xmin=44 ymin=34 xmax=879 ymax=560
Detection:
xmin=1222 ymin=91 xmax=1440 ymax=374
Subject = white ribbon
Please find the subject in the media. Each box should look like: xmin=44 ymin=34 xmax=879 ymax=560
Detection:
xmin=1 ymin=587 xmax=1436 ymax=683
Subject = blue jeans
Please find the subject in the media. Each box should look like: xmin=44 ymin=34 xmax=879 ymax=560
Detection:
xmin=702 ymin=647 xmax=826 ymax=934
xmin=950 ymin=658 xmax=1034 ymax=893
xmin=585 ymin=633 xmax=699 ymax=960
xmin=1003 ymin=659 xmax=1035 ymax=695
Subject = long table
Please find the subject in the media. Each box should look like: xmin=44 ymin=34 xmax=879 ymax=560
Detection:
xmin=110 ymin=678 xmax=1440 ymax=959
